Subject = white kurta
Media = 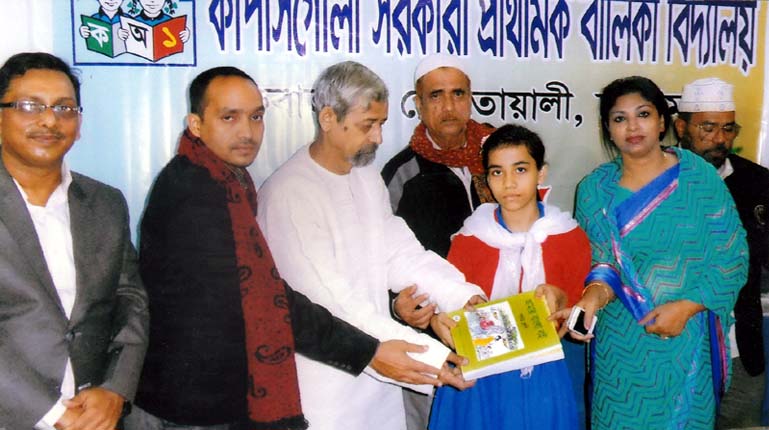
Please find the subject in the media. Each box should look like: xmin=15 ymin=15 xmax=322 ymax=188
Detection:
xmin=257 ymin=145 xmax=483 ymax=430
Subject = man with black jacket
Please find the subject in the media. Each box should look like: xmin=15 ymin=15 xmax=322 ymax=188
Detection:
xmin=126 ymin=67 xmax=453 ymax=430
xmin=675 ymin=77 xmax=768 ymax=429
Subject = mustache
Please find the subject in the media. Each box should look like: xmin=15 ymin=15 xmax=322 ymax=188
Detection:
xmin=704 ymin=143 xmax=729 ymax=153
xmin=27 ymin=128 xmax=65 ymax=139
xmin=359 ymin=143 xmax=378 ymax=154
xmin=232 ymin=138 xmax=258 ymax=147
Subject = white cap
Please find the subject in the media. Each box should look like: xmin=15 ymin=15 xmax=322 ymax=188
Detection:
xmin=678 ymin=78 xmax=735 ymax=113
xmin=414 ymin=53 xmax=468 ymax=85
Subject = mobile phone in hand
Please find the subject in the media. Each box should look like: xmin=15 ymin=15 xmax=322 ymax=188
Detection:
xmin=567 ymin=306 xmax=597 ymax=336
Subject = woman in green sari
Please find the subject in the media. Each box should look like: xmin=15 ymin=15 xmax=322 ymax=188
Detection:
xmin=559 ymin=76 xmax=748 ymax=429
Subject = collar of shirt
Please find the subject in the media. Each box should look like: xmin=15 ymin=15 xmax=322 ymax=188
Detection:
xmin=717 ymin=157 xmax=734 ymax=180
xmin=12 ymin=163 xmax=73 ymax=212
xmin=495 ymin=202 xmax=545 ymax=233
xmin=676 ymin=141 xmax=734 ymax=180
xmin=12 ymin=163 xmax=76 ymax=318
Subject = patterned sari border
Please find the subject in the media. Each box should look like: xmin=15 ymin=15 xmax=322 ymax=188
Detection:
xmin=620 ymin=178 xmax=679 ymax=237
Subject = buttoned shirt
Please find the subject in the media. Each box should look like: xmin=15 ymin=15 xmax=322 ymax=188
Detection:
xmin=13 ymin=166 xmax=77 ymax=430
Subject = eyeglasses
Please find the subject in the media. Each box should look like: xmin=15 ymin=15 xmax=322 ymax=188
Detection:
xmin=692 ymin=121 xmax=741 ymax=137
xmin=0 ymin=100 xmax=83 ymax=120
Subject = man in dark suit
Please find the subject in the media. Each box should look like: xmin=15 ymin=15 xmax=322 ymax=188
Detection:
xmin=0 ymin=52 xmax=149 ymax=430
xmin=675 ymin=77 xmax=768 ymax=429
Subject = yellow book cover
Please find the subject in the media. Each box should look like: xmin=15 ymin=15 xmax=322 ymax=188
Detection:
xmin=449 ymin=291 xmax=564 ymax=380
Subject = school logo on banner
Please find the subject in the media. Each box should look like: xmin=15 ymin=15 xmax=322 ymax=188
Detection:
xmin=73 ymin=0 xmax=196 ymax=66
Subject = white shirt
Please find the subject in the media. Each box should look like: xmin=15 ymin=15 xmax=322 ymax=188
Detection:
xmin=257 ymin=145 xmax=483 ymax=430
xmin=717 ymin=156 xmax=734 ymax=180
xmin=13 ymin=167 xmax=77 ymax=430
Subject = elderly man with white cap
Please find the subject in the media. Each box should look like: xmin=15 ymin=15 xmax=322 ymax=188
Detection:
xmin=383 ymin=54 xmax=494 ymax=261
xmin=382 ymin=54 xmax=598 ymax=430
xmin=675 ymin=77 xmax=769 ymax=429
xmin=380 ymin=53 xmax=496 ymax=430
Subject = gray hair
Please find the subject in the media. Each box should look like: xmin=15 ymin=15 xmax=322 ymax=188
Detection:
xmin=311 ymin=61 xmax=388 ymax=128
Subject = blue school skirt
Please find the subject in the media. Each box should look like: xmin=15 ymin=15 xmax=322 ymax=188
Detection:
xmin=428 ymin=360 xmax=577 ymax=430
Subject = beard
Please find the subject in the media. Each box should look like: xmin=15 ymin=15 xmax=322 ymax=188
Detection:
xmin=679 ymin=132 xmax=729 ymax=169
xmin=351 ymin=143 xmax=378 ymax=167
xmin=700 ymin=145 xmax=729 ymax=169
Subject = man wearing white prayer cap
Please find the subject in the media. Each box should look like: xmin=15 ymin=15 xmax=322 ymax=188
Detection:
xmin=383 ymin=54 xmax=494 ymax=257
xmin=675 ymin=77 xmax=769 ymax=429
xmin=381 ymin=53 xmax=494 ymax=430
xmin=675 ymin=77 xmax=738 ymax=169
xmin=381 ymin=53 xmax=599 ymax=430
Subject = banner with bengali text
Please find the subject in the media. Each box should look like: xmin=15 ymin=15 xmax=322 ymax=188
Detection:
xmin=50 ymin=0 xmax=767 ymax=237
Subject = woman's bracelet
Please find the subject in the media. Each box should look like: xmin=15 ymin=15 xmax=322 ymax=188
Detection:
xmin=582 ymin=282 xmax=612 ymax=308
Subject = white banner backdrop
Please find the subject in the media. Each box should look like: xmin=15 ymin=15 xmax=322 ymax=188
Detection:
xmin=1 ymin=0 xmax=767 ymax=240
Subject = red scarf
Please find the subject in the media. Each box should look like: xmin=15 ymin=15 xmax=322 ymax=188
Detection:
xmin=178 ymin=130 xmax=307 ymax=430
xmin=409 ymin=119 xmax=496 ymax=203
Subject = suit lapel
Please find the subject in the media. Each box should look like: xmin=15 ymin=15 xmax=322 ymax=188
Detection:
xmin=67 ymin=176 xmax=99 ymax=326
xmin=0 ymin=161 xmax=65 ymax=314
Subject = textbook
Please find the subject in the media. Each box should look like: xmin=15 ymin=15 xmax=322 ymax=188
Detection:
xmin=81 ymin=15 xmax=127 ymax=58
xmin=449 ymin=291 xmax=564 ymax=380
xmin=120 ymin=15 xmax=186 ymax=61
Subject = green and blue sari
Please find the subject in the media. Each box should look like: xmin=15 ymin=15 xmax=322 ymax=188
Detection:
xmin=576 ymin=147 xmax=748 ymax=429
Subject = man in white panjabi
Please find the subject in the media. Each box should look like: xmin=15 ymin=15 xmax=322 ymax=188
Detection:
xmin=257 ymin=61 xmax=485 ymax=429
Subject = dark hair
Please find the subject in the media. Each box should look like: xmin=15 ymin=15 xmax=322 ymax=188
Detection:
xmin=0 ymin=52 xmax=81 ymax=104
xmin=130 ymin=0 xmax=175 ymax=15
xmin=598 ymin=76 xmax=671 ymax=156
xmin=676 ymin=111 xmax=692 ymax=123
xmin=189 ymin=66 xmax=256 ymax=115
xmin=482 ymin=124 xmax=545 ymax=171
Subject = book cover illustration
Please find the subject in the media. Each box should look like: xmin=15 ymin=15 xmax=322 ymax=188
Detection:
xmin=120 ymin=15 xmax=187 ymax=61
xmin=80 ymin=15 xmax=127 ymax=58
xmin=450 ymin=291 xmax=564 ymax=379
xmin=73 ymin=0 xmax=195 ymax=66
xmin=466 ymin=301 xmax=522 ymax=361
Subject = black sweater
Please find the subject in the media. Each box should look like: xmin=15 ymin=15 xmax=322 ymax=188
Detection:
xmin=134 ymin=155 xmax=378 ymax=425
xmin=382 ymin=147 xmax=480 ymax=258
xmin=724 ymin=153 xmax=769 ymax=376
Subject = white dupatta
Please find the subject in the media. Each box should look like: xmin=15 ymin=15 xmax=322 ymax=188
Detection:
xmin=453 ymin=203 xmax=578 ymax=300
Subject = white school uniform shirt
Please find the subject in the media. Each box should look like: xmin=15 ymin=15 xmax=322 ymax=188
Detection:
xmin=257 ymin=145 xmax=483 ymax=430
